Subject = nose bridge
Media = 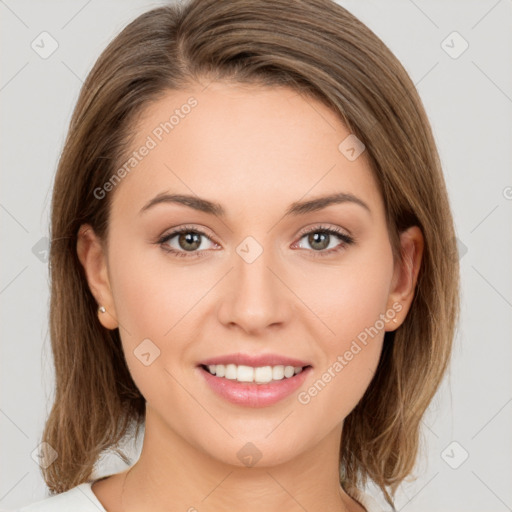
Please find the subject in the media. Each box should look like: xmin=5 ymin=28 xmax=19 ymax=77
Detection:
xmin=217 ymin=235 xmax=290 ymax=332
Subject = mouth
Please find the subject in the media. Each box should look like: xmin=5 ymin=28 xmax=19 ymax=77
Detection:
xmin=199 ymin=363 xmax=313 ymax=385
xmin=197 ymin=362 xmax=313 ymax=407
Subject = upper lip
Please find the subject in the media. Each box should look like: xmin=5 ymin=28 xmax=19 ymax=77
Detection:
xmin=198 ymin=352 xmax=312 ymax=368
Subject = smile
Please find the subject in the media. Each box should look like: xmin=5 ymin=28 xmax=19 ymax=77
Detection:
xmin=202 ymin=363 xmax=307 ymax=384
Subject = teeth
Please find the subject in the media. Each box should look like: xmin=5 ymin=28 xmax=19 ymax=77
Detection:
xmin=205 ymin=364 xmax=305 ymax=384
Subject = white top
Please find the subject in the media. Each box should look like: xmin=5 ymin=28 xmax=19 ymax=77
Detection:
xmin=17 ymin=481 xmax=385 ymax=511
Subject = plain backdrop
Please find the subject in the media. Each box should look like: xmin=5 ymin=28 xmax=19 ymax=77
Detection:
xmin=1 ymin=1 xmax=511 ymax=511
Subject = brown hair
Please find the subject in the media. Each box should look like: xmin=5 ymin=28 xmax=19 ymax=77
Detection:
xmin=42 ymin=0 xmax=459 ymax=507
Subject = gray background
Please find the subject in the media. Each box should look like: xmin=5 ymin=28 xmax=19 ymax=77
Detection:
xmin=1 ymin=0 xmax=511 ymax=511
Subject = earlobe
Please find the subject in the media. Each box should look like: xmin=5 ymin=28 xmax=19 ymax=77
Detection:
xmin=385 ymin=225 xmax=424 ymax=331
xmin=76 ymin=224 xmax=119 ymax=330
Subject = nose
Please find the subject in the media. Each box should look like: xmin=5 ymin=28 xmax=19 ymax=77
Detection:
xmin=216 ymin=245 xmax=293 ymax=335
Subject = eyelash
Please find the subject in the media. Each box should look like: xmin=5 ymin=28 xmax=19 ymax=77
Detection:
xmin=156 ymin=224 xmax=355 ymax=259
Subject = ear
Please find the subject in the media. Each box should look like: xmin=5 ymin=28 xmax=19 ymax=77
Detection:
xmin=385 ymin=226 xmax=424 ymax=331
xmin=76 ymin=224 xmax=118 ymax=330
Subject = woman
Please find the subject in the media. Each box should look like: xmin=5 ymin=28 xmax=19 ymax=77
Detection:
xmin=19 ymin=0 xmax=459 ymax=510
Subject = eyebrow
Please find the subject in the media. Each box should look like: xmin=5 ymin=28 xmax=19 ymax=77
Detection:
xmin=139 ymin=191 xmax=371 ymax=217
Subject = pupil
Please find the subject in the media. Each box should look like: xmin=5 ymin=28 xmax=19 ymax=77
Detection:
xmin=179 ymin=232 xmax=201 ymax=251
xmin=309 ymin=232 xmax=329 ymax=250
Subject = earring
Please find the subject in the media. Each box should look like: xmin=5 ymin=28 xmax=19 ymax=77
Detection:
xmin=392 ymin=318 xmax=398 ymax=323
xmin=98 ymin=306 xmax=106 ymax=313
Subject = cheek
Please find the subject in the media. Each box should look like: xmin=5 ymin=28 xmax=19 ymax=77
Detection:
xmin=106 ymin=236 xmax=216 ymax=387
xmin=295 ymin=290 xmax=388 ymax=436
xmin=296 ymin=338 xmax=383 ymax=441
xmin=106 ymin=238 xmax=183 ymax=378
xmin=296 ymin=241 xmax=394 ymax=345
xmin=292 ymin=243 xmax=393 ymax=419
xmin=330 ymin=261 xmax=392 ymax=341
xmin=107 ymin=243 xmax=190 ymax=403
xmin=108 ymin=237 xmax=197 ymax=336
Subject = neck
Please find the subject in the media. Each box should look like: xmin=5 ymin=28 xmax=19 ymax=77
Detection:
xmin=116 ymin=407 xmax=361 ymax=512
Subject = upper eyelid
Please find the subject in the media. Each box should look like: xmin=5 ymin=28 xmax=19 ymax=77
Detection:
xmin=296 ymin=224 xmax=352 ymax=238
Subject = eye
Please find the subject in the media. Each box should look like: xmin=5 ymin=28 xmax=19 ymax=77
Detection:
xmin=292 ymin=225 xmax=354 ymax=257
xmin=157 ymin=224 xmax=354 ymax=259
xmin=157 ymin=226 xmax=218 ymax=258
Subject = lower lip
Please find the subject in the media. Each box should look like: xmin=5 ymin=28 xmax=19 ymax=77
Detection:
xmin=197 ymin=365 xmax=312 ymax=408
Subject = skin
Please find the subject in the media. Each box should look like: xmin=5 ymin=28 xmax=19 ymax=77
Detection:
xmin=77 ymin=80 xmax=423 ymax=512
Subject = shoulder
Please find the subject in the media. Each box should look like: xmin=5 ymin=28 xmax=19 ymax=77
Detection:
xmin=17 ymin=482 xmax=106 ymax=512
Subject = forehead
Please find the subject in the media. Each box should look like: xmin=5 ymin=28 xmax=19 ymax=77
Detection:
xmin=109 ymin=81 xmax=383 ymax=221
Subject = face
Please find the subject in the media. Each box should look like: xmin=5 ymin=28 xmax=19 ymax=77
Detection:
xmin=78 ymin=81 xmax=420 ymax=469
